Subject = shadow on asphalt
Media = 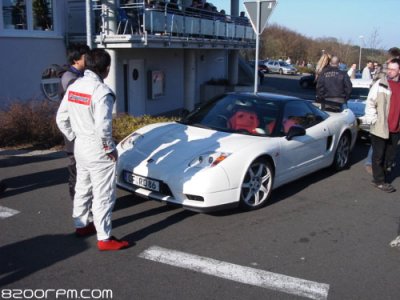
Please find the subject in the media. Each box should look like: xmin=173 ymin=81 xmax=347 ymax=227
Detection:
xmin=113 ymin=194 xmax=148 ymax=212
xmin=0 ymin=234 xmax=89 ymax=286
xmin=116 ymin=208 xmax=196 ymax=244
xmin=0 ymin=167 xmax=68 ymax=199
xmin=0 ymin=150 xmax=65 ymax=168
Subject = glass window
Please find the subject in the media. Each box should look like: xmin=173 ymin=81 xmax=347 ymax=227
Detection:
xmin=3 ymin=0 xmax=27 ymax=30
xmin=2 ymin=0 xmax=53 ymax=31
xmin=33 ymin=0 xmax=53 ymax=31
xmin=281 ymin=101 xmax=324 ymax=134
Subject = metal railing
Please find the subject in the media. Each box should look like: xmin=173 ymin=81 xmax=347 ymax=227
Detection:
xmin=91 ymin=1 xmax=255 ymax=43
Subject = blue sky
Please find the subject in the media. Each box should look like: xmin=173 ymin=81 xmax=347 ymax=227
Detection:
xmin=218 ymin=0 xmax=398 ymax=49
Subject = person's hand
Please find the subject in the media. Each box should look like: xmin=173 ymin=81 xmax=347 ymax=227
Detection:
xmin=107 ymin=149 xmax=118 ymax=162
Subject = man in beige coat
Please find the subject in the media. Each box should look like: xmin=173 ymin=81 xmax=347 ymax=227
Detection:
xmin=364 ymin=58 xmax=400 ymax=192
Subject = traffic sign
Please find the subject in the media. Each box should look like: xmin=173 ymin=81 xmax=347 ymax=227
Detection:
xmin=244 ymin=0 xmax=277 ymax=35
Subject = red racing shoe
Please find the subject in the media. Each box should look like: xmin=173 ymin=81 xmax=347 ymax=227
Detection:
xmin=75 ymin=222 xmax=97 ymax=237
xmin=97 ymin=236 xmax=129 ymax=251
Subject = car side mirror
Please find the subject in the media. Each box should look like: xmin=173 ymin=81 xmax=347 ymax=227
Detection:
xmin=286 ymin=125 xmax=306 ymax=140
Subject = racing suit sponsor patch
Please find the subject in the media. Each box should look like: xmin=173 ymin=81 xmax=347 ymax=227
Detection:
xmin=68 ymin=91 xmax=92 ymax=106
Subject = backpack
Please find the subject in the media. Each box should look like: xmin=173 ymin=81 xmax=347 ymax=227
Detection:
xmin=41 ymin=64 xmax=73 ymax=102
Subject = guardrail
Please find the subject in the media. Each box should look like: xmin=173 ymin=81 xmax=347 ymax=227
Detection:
xmin=92 ymin=3 xmax=255 ymax=43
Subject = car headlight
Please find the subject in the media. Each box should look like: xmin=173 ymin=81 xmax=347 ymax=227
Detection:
xmin=119 ymin=132 xmax=143 ymax=151
xmin=188 ymin=152 xmax=231 ymax=168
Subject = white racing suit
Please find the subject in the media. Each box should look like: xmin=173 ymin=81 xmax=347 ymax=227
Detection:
xmin=56 ymin=70 xmax=116 ymax=240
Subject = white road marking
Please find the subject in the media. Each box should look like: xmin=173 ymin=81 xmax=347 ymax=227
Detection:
xmin=139 ymin=246 xmax=329 ymax=300
xmin=0 ymin=206 xmax=20 ymax=219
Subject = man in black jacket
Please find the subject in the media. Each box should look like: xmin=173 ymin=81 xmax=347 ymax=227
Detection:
xmin=61 ymin=43 xmax=90 ymax=201
xmin=316 ymin=56 xmax=352 ymax=111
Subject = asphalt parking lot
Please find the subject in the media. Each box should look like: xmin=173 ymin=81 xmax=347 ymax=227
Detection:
xmin=1 ymin=75 xmax=400 ymax=300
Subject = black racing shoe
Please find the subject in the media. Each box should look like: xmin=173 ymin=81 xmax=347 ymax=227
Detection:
xmin=371 ymin=182 xmax=396 ymax=193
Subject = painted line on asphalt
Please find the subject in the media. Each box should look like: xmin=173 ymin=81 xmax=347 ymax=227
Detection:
xmin=0 ymin=206 xmax=20 ymax=219
xmin=139 ymin=246 xmax=329 ymax=300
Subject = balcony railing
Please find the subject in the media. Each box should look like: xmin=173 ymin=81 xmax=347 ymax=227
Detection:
xmin=90 ymin=1 xmax=255 ymax=46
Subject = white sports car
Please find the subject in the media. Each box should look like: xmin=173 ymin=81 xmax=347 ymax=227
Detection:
xmin=116 ymin=92 xmax=358 ymax=212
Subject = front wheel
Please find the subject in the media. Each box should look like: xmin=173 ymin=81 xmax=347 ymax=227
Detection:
xmin=332 ymin=133 xmax=351 ymax=171
xmin=239 ymin=159 xmax=274 ymax=210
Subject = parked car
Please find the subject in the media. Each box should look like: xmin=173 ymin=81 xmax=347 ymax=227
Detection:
xmin=116 ymin=92 xmax=357 ymax=212
xmin=299 ymin=74 xmax=316 ymax=89
xmin=347 ymin=79 xmax=372 ymax=136
xmin=265 ymin=60 xmax=297 ymax=75
xmin=299 ymin=68 xmax=364 ymax=89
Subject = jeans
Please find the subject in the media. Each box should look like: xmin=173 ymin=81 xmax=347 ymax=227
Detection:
xmin=67 ymin=153 xmax=77 ymax=200
xmin=370 ymin=133 xmax=400 ymax=184
xmin=321 ymin=98 xmax=347 ymax=112
xmin=364 ymin=146 xmax=372 ymax=166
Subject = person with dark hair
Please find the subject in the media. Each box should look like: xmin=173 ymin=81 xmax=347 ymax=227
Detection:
xmin=60 ymin=43 xmax=90 ymax=201
xmin=363 ymin=58 xmax=400 ymax=193
xmin=316 ymin=56 xmax=352 ymax=111
xmin=61 ymin=43 xmax=90 ymax=95
xmin=56 ymin=49 xmax=129 ymax=251
xmin=362 ymin=61 xmax=373 ymax=80
xmin=388 ymin=47 xmax=400 ymax=58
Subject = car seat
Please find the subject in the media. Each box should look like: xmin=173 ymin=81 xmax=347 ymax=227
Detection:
xmin=228 ymin=110 xmax=260 ymax=134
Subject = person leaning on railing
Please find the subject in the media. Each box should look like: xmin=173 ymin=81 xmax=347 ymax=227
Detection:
xmin=167 ymin=0 xmax=180 ymax=13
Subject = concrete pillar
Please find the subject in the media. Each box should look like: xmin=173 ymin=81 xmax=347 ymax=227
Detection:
xmin=228 ymin=50 xmax=239 ymax=86
xmin=184 ymin=50 xmax=196 ymax=111
xmin=104 ymin=49 xmax=119 ymax=114
xmin=230 ymin=0 xmax=239 ymax=17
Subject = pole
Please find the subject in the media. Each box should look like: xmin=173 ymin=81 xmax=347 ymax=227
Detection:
xmin=253 ymin=0 xmax=261 ymax=94
xmin=358 ymin=35 xmax=363 ymax=71
xmin=85 ymin=0 xmax=93 ymax=49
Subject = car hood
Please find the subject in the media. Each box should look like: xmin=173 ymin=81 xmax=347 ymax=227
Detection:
xmin=119 ymin=122 xmax=263 ymax=167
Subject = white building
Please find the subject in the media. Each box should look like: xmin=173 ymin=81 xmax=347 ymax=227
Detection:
xmin=0 ymin=0 xmax=255 ymax=116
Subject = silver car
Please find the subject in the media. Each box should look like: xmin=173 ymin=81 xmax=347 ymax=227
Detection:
xmin=265 ymin=60 xmax=297 ymax=75
xmin=347 ymin=79 xmax=372 ymax=136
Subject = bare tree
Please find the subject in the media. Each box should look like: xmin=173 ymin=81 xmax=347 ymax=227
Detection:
xmin=367 ymin=28 xmax=383 ymax=51
xmin=243 ymin=23 xmax=386 ymax=68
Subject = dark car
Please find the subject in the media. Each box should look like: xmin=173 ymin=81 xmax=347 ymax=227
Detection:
xmin=248 ymin=61 xmax=268 ymax=74
xmin=299 ymin=74 xmax=316 ymax=89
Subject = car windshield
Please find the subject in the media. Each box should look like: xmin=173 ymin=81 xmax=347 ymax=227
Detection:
xmin=350 ymin=87 xmax=369 ymax=100
xmin=279 ymin=62 xmax=290 ymax=67
xmin=181 ymin=94 xmax=281 ymax=136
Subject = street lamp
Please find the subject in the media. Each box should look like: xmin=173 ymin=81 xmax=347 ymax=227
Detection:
xmin=358 ymin=35 xmax=364 ymax=71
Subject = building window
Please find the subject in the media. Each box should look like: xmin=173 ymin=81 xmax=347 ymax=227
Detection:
xmin=32 ymin=0 xmax=53 ymax=30
xmin=2 ymin=0 xmax=53 ymax=31
xmin=3 ymin=0 xmax=27 ymax=29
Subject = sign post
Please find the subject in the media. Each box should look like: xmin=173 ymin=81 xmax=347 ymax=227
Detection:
xmin=244 ymin=0 xmax=277 ymax=94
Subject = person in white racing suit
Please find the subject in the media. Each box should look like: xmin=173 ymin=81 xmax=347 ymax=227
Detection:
xmin=56 ymin=49 xmax=129 ymax=251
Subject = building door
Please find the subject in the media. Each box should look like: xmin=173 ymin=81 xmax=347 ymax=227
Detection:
xmin=128 ymin=59 xmax=146 ymax=116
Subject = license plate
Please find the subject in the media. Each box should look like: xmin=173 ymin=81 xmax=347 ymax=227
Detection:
xmin=124 ymin=172 xmax=160 ymax=192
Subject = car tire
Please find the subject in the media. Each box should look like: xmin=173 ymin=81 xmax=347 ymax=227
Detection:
xmin=239 ymin=158 xmax=274 ymax=210
xmin=332 ymin=133 xmax=351 ymax=171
